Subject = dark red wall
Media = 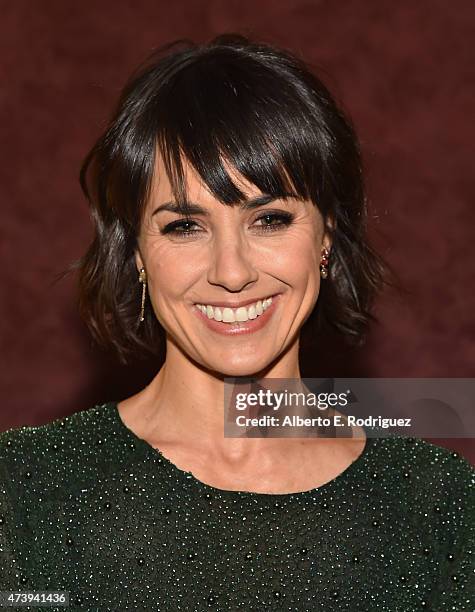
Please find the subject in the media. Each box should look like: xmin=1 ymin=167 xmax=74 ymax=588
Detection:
xmin=1 ymin=1 xmax=473 ymax=462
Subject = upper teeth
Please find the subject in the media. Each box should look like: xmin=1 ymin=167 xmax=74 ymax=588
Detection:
xmin=196 ymin=297 xmax=273 ymax=323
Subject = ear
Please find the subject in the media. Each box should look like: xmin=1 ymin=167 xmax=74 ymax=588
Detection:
xmin=323 ymin=215 xmax=336 ymax=251
xmin=135 ymin=249 xmax=144 ymax=273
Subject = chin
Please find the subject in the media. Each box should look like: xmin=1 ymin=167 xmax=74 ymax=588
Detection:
xmin=207 ymin=355 xmax=276 ymax=379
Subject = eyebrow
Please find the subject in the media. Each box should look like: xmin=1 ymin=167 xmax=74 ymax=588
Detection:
xmin=151 ymin=194 xmax=298 ymax=217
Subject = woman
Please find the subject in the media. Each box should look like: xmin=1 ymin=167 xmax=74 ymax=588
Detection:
xmin=1 ymin=34 xmax=473 ymax=611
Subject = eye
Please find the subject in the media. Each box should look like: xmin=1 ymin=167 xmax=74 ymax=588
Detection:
xmin=160 ymin=219 xmax=203 ymax=238
xmin=160 ymin=211 xmax=295 ymax=239
xmin=252 ymin=212 xmax=294 ymax=232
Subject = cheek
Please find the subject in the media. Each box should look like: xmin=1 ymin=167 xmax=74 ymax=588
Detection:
xmin=266 ymin=234 xmax=319 ymax=280
xmin=145 ymin=243 xmax=200 ymax=300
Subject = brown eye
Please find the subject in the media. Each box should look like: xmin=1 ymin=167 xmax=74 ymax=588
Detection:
xmin=161 ymin=219 xmax=202 ymax=237
xmin=253 ymin=212 xmax=294 ymax=232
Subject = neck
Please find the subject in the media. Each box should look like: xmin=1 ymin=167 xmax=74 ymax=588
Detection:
xmin=136 ymin=334 xmax=302 ymax=460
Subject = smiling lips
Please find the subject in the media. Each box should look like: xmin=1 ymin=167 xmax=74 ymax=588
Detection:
xmin=195 ymin=296 xmax=274 ymax=323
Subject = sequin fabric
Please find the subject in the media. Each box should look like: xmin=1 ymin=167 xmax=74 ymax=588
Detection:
xmin=0 ymin=401 xmax=473 ymax=612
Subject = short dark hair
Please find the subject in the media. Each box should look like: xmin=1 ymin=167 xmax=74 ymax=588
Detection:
xmin=67 ymin=33 xmax=399 ymax=365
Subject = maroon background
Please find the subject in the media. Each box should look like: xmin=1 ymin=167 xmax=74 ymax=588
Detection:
xmin=1 ymin=1 xmax=473 ymax=462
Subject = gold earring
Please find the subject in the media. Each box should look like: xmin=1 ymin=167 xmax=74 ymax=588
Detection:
xmin=138 ymin=267 xmax=147 ymax=323
xmin=320 ymin=247 xmax=330 ymax=279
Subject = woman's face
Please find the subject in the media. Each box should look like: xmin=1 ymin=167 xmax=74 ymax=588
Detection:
xmin=135 ymin=153 xmax=330 ymax=376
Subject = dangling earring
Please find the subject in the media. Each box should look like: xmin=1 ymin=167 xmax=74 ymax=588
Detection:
xmin=138 ymin=267 xmax=147 ymax=323
xmin=320 ymin=246 xmax=330 ymax=279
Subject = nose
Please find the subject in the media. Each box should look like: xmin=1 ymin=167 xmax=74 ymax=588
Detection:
xmin=206 ymin=231 xmax=258 ymax=292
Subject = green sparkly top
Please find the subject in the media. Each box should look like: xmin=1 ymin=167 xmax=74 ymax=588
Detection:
xmin=0 ymin=401 xmax=473 ymax=611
